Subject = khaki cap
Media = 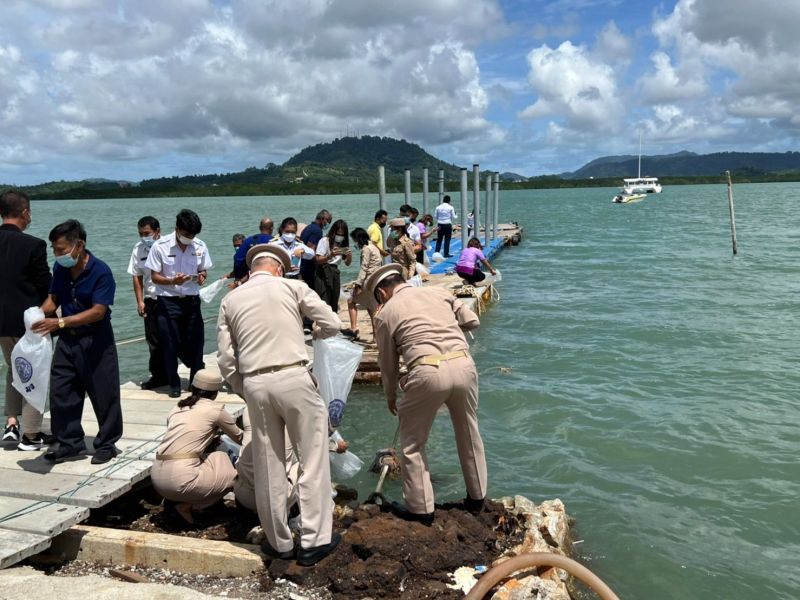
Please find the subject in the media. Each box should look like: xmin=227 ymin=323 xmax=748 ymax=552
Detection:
xmin=389 ymin=217 xmax=406 ymax=228
xmin=364 ymin=263 xmax=405 ymax=305
xmin=191 ymin=369 xmax=223 ymax=392
xmin=246 ymin=243 xmax=291 ymax=271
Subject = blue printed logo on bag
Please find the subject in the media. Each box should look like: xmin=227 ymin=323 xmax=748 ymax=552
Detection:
xmin=14 ymin=357 xmax=33 ymax=384
xmin=328 ymin=399 xmax=346 ymax=429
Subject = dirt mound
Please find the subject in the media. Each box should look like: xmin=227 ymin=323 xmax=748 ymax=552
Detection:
xmin=268 ymin=500 xmax=523 ymax=599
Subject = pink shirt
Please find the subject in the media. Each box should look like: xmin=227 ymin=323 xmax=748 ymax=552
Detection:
xmin=457 ymin=247 xmax=486 ymax=270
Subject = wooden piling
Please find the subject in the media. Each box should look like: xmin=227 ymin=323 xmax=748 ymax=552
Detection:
xmin=725 ymin=170 xmax=738 ymax=256
xmin=404 ymin=169 xmax=411 ymax=205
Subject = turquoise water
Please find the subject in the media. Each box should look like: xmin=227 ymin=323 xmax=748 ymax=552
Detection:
xmin=4 ymin=184 xmax=800 ymax=599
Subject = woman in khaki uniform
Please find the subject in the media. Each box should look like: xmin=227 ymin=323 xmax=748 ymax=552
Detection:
xmin=389 ymin=218 xmax=417 ymax=280
xmin=346 ymin=227 xmax=383 ymax=338
xmin=151 ymin=369 xmax=243 ymax=527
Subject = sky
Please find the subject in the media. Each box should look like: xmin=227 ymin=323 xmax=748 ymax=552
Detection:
xmin=2 ymin=0 xmax=800 ymax=185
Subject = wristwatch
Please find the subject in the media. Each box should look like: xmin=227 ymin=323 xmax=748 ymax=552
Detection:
xmin=58 ymin=318 xmax=66 ymax=329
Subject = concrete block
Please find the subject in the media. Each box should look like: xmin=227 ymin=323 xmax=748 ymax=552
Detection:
xmin=48 ymin=525 xmax=265 ymax=577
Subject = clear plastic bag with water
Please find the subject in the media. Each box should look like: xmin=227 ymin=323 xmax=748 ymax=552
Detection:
xmin=312 ymin=335 xmax=364 ymax=429
xmin=11 ymin=307 xmax=53 ymax=414
xmin=199 ymin=277 xmax=229 ymax=303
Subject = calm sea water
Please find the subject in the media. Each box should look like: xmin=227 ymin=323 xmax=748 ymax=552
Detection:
xmin=3 ymin=184 xmax=799 ymax=599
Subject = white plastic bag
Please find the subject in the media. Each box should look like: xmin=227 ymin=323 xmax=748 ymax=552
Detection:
xmin=408 ymin=275 xmax=423 ymax=287
xmin=312 ymin=335 xmax=364 ymax=429
xmin=199 ymin=277 xmax=229 ymax=303
xmin=11 ymin=307 xmax=53 ymax=414
xmin=330 ymin=449 xmax=364 ymax=480
xmin=432 ymin=252 xmax=444 ymax=263
xmin=415 ymin=262 xmax=430 ymax=277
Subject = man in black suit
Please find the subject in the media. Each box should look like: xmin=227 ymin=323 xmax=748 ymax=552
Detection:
xmin=0 ymin=189 xmax=52 ymax=450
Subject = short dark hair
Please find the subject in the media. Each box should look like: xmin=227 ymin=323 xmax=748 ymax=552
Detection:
xmin=279 ymin=217 xmax=298 ymax=233
xmin=399 ymin=204 xmax=411 ymax=215
xmin=232 ymin=233 xmax=245 ymax=243
xmin=176 ymin=209 xmax=202 ymax=235
xmin=0 ymin=189 xmax=29 ymax=218
xmin=374 ymin=273 xmax=405 ymax=304
xmin=350 ymin=227 xmax=369 ymax=248
xmin=316 ymin=209 xmax=331 ymax=221
xmin=443 ymin=195 xmax=451 ymax=203
xmin=409 ymin=207 xmax=419 ymax=217
xmin=49 ymin=219 xmax=86 ymax=244
xmin=137 ymin=216 xmax=160 ymax=230
xmin=374 ymin=209 xmax=387 ymax=221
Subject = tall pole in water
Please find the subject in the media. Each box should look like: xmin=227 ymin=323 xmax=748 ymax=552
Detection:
xmin=378 ymin=166 xmax=388 ymax=259
xmin=460 ymin=169 xmax=469 ymax=250
xmin=438 ymin=169 xmax=445 ymax=202
xmin=422 ymin=168 xmax=429 ymax=216
xmin=485 ymin=174 xmax=493 ymax=245
xmin=638 ymin=132 xmax=642 ymax=179
xmin=725 ymin=170 xmax=738 ymax=256
xmin=404 ymin=169 xmax=411 ymax=206
xmin=493 ymin=173 xmax=500 ymax=241
xmin=472 ymin=164 xmax=480 ymax=240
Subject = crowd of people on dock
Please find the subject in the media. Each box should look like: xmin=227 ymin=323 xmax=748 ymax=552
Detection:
xmin=0 ymin=187 xmax=496 ymax=567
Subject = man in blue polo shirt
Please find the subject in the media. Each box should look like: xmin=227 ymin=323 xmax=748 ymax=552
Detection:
xmin=299 ymin=209 xmax=331 ymax=291
xmin=232 ymin=216 xmax=273 ymax=280
xmin=32 ymin=219 xmax=123 ymax=464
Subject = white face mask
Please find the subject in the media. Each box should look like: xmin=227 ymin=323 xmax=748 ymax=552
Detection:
xmin=334 ymin=235 xmax=345 ymax=243
xmin=281 ymin=233 xmax=296 ymax=244
xmin=141 ymin=236 xmax=155 ymax=247
xmin=177 ymin=234 xmax=194 ymax=245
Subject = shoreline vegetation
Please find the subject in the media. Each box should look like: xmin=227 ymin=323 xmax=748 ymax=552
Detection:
xmin=12 ymin=172 xmax=800 ymax=201
xmin=5 ymin=136 xmax=800 ymax=200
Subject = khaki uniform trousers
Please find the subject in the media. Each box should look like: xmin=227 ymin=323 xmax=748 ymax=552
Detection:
xmin=150 ymin=451 xmax=237 ymax=510
xmin=244 ymin=366 xmax=332 ymax=553
xmin=397 ymin=355 xmax=487 ymax=514
xmin=1 ymin=336 xmax=43 ymax=435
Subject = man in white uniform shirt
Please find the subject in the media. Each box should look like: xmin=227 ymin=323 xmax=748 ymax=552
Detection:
xmin=145 ymin=209 xmax=213 ymax=398
xmin=434 ymin=195 xmax=457 ymax=257
xmin=127 ymin=216 xmax=166 ymax=390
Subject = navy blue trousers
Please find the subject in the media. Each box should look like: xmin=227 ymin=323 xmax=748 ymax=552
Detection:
xmin=50 ymin=322 xmax=123 ymax=454
xmin=143 ymin=297 xmax=166 ymax=383
xmin=156 ymin=295 xmax=205 ymax=390
xmin=435 ymin=224 xmax=453 ymax=256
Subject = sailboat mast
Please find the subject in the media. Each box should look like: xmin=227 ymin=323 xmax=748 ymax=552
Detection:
xmin=637 ymin=132 xmax=642 ymax=179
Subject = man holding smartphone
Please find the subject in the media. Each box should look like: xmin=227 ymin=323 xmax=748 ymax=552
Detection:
xmin=146 ymin=209 xmax=213 ymax=397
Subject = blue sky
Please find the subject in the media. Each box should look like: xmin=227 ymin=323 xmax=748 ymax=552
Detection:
xmin=2 ymin=0 xmax=799 ymax=185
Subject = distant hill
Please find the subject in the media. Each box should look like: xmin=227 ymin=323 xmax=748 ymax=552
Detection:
xmin=500 ymin=172 xmax=528 ymax=182
xmin=568 ymin=151 xmax=800 ymax=179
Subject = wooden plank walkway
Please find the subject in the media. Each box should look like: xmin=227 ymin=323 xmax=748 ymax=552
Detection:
xmin=0 ymin=354 xmax=249 ymax=569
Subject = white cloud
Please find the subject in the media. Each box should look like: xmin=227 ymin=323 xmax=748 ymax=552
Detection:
xmin=519 ymin=41 xmax=623 ymax=134
xmin=0 ymin=0 xmax=504 ymax=178
xmin=638 ymin=51 xmax=707 ymax=103
xmin=594 ymin=20 xmax=631 ymax=62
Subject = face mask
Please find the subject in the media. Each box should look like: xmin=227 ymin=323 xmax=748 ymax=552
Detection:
xmin=334 ymin=235 xmax=345 ymax=243
xmin=177 ymin=234 xmax=194 ymax=245
xmin=403 ymin=216 xmax=411 ymax=225
xmin=55 ymin=244 xmax=78 ymax=268
xmin=322 ymin=221 xmax=330 ymax=231
xmin=281 ymin=233 xmax=296 ymax=244
xmin=141 ymin=236 xmax=155 ymax=247
xmin=390 ymin=231 xmax=400 ymax=240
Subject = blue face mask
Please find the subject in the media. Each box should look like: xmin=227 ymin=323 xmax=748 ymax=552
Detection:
xmin=141 ymin=236 xmax=155 ymax=247
xmin=404 ymin=216 xmax=411 ymax=225
xmin=55 ymin=244 xmax=78 ymax=268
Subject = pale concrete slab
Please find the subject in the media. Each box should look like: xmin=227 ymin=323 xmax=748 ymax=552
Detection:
xmin=0 ymin=451 xmax=153 ymax=484
xmin=0 ymin=497 xmax=88 ymax=537
xmin=0 ymin=467 xmax=131 ymax=508
xmin=0 ymin=531 xmax=51 ymax=569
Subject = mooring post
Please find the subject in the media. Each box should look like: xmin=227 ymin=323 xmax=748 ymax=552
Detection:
xmin=422 ymin=168 xmax=429 ymax=216
xmin=493 ymin=173 xmax=500 ymax=241
xmin=404 ymin=169 xmax=411 ymax=206
xmin=378 ymin=166 xmax=388 ymax=258
xmin=460 ymin=169 xmax=469 ymax=250
xmin=438 ymin=169 xmax=445 ymax=203
xmin=485 ymin=174 xmax=493 ymax=245
xmin=725 ymin=170 xmax=738 ymax=256
xmin=472 ymin=164 xmax=480 ymax=239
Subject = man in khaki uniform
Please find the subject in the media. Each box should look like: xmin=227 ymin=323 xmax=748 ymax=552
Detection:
xmin=368 ymin=264 xmax=487 ymax=524
xmin=217 ymin=244 xmax=342 ymax=566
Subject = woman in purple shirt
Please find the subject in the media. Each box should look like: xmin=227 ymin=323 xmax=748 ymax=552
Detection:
xmin=456 ymin=238 xmax=497 ymax=285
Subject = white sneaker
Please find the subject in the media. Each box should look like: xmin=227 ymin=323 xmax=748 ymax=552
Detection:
xmin=2 ymin=424 xmax=19 ymax=442
xmin=17 ymin=433 xmax=46 ymax=451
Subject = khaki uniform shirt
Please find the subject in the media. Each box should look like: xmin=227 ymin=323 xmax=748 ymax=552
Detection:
xmin=391 ymin=236 xmax=417 ymax=279
xmin=355 ymin=243 xmax=383 ymax=288
xmin=374 ymin=284 xmax=480 ymax=402
xmin=217 ymin=271 xmax=342 ymax=395
xmin=156 ymin=399 xmax=243 ymax=457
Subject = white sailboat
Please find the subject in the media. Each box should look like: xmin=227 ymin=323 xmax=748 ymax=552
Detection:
xmin=612 ymin=134 xmax=662 ymax=203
